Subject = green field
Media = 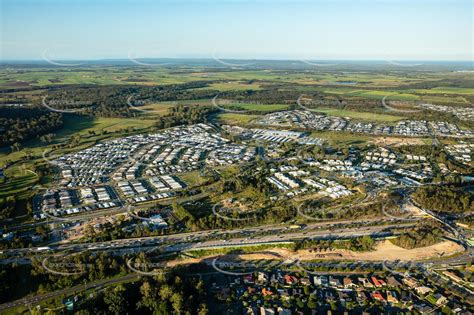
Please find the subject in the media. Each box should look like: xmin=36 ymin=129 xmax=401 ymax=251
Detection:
xmin=217 ymin=113 xmax=259 ymax=124
xmin=310 ymin=131 xmax=373 ymax=146
xmin=0 ymin=68 xmax=199 ymax=88
xmin=59 ymin=115 xmax=155 ymax=136
xmin=0 ymin=171 xmax=38 ymax=199
xmin=224 ymin=103 xmax=289 ymax=112
xmin=178 ymin=171 xmax=207 ymax=187
xmin=312 ymin=107 xmax=405 ymax=122
xmin=207 ymin=82 xmax=262 ymax=91
xmin=132 ymin=103 xmax=176 ymax=115
xmin=320 ymin=88 xmax=420 ymax=100
xmin=419 ymin=95 xmax=469 ymax=105
xmin=412 ymin=87 xmax=474 ymax=95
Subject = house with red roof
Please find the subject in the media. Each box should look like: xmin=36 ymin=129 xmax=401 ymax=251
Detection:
xmin=371 ymin=276 xmax=383 ymax=288
xmin=284 ymin=274 xmax=298 ymax=285
xmin=372 ymin=291 xmax=386 ymax=302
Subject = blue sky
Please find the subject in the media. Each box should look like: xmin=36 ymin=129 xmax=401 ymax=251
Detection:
xmin=1 ymin=0 xmax=472 ymax=61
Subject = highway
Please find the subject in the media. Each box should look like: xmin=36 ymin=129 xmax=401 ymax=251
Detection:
xmin=1 ymin=218 xmax=416 ymax=258
xmin=1 ymin=185 xmax=471 ymax=312
xmin=0 ymin=211 xmax=470 ymax=312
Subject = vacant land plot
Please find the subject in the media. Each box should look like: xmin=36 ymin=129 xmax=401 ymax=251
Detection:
xmin=420 ymin=95 xmax=469 ymax=105
xmin=310 ymin=131 xmax=372 ymax=146
xmin=411 ymin=87 xmax=474 ymax=95
xmin=132 ymin=103 xmax=176 ymax=115
xmin=312 ymin=107 xmax=405 ymax=122
xmin=0 ymin=171 xmax=38 ymax=199
xmin=373 ymin=137 xmax=430 ymax=146
xmin=179 ymin=171 xmax=207 ymax=187
xmin=52 ymin=116 xmax=156 ymax=143
xmin=217 ymin=113 xmax=259 ymax=124
xmin=223 ymin=103 xmax=289 ymax=112
xmin=162 ymin=239 xmax=463 ymax=269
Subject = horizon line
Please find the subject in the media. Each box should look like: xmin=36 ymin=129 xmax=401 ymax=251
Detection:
xmin=0 ymin=57 xmax=473 ymax=63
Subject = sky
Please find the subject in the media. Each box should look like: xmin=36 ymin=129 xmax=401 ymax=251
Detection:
xmin=1 ymin=0 xmax=472 ymax=61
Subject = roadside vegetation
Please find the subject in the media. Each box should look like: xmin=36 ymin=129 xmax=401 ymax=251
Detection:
xmin=390 ymin=222 xmax=444 ymax=249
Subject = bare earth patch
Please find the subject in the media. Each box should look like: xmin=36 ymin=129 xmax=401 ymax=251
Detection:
xmin=296 ymin=240 xmax=464 ymax=261
xmin=164 ymin=240 xmax=464 ymax=268
xmin=372 ymin=137 xmax=426 ymax=147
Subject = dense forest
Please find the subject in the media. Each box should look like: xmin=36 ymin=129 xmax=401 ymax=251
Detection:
xmin=42 ymin=82 xmax=218 ymax=117
xmin=0 ymin=107 xmax=63 ymax=148
xmin=0 ymin=251 xmax=208 ymax=315
xmin=74 ymin=270 xmax=207 ymax=314
xmin=412 ymin=185 xmax=474 ymax=213
xmin=155 ymin=104 xmax=219 ymax=129
xmin=0 ymin=252 xmax=126 ymax=303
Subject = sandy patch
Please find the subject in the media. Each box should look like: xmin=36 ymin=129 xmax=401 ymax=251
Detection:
xmin=310 ymin=240 xmax=464 ymax=261
xmin=373 ymin=137 xmax=426 ymax=147
xmin=163 ymin=240 xmax=464 ymax=268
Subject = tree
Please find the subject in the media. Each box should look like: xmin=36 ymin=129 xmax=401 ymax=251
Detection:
xmin=104 ymin=285 xmax=128 ymax=315
xmin=308 ymin=298 xmax=318 ymax=309
xmin=170 ymin=292 xmax=184 ymax=314
xmin=198 ymin=303 xmax=209 ymax=315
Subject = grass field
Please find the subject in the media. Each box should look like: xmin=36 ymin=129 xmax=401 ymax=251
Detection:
xmin=0 ymin=171 xmax=39 ymax=199
xmin=217 ymin=113 xmax=259 ymax=124
xmin=312 ymin=107 xmax=405 ymax=122
xmin=412 ymin=87 xmax=474 ymax=95
xmin=223 ymin=103 xmax=289 ymax=112
xmin=2 ymin=67 xmax=472 ymax=95
xmin=178 ymin=171 xmax=207 ymax=187
xmin=320 ymin=88 xmax=420 ymax=100
xmin=0 ymin=68 xmax=199 ymax=88
xmin=310 ymin=131 xmax=373 ymax=146
xmin=61 ymin=115 xmax=155 ymax=133
xmin=133 ymin=103 xmax=176 ymax=115
xmin=207 ymin=82 xmax=262 ymax=91
xmin=419 ymin=95 xmax=469 ymax=105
